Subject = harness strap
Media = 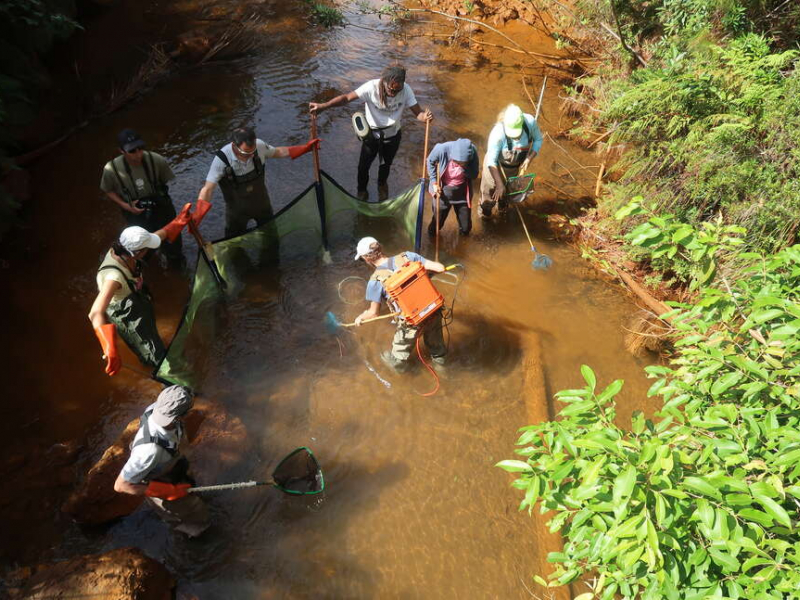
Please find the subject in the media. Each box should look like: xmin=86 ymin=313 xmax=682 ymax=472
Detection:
xmin=369 ymin=253 xmax=410 ymax=284
xmin=98 ymin=264 xmax=138 ymax=296
xmin=111 ymin=158 xmax=137 ymax=202
xmin=215 ymin=146 xmax=264 ymax=185
xmin=132 ymin=409 xmax=180 ymax=456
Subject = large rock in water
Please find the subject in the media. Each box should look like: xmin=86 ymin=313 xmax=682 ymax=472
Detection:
xmin=6 ymin=547 xmax=174 ymax=600
xmin=63 ymin=398 xmax=249 ymax=525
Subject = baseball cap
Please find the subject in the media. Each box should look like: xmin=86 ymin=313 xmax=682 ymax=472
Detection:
xmin=118 ymin=128 xmax=145 ymax=153
xmin=150 ymin=385 xmax=193 ymax=428
xmin=119 ymin=226 xmax=162 ymax=254
xmin=354 ymin=236 xmax=379 ymax=261
xmin=503 ymin=104 xmax=524 ymax=138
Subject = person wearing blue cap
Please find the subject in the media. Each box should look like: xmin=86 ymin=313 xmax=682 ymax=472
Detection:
xmin=426 ymin=138 xmax=479 ymax=236
xmin=480 ymin=104 xmax=543 ymax=218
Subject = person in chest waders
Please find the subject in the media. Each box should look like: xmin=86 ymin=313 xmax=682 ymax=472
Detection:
xmin=426 ymin=138 xmax=479 ymax=236
xmin=480 ymin=104 xmax=543 ymax=218
xmin=114 ymin=385 xmax=210 ymax=538
xmin=309 ymin=65 xmax=433 ymax=202
xmin=195 ymin=126 xmax=320 ymax=239
xmin=89 ymin=209 xmax=192 ymax=377
xmin=100 ymin=129 xmax=185 ymax=269
xmin=354 ymin=237 xmax=447 ymax=373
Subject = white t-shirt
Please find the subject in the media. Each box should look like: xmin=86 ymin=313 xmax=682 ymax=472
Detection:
xmin=355 ymin=79 xmax=418 ymax=138
xmin=205 ymin=139 xmax=278 ymax=184
xmin=120 ymin=402 xmax=182 ymax=484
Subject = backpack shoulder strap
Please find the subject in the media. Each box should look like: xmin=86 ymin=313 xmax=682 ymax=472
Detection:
xmin=110 ymin=157 xmax=136 ymax=200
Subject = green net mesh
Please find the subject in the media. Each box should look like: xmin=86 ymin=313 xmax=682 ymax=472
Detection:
xmin=155 ymin=172 xmax=425 ymax=389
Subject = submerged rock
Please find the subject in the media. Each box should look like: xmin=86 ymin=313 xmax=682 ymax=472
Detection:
xmin=5 ymin=547 xmax=174 ymax=600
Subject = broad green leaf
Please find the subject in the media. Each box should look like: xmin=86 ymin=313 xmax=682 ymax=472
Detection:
xmin=683 ymin=476 xmax=722 ymax=500
xmin=581 ymin=365 xmax=597 ymax=392
xmin=613 ymin=464 xmax=637 ymax=507
xmin=739 ymin=508 xmax=774 ymax=527
xmin=496 ymin=460 xmax=533 ymax=473
xmin=710 ymin=371 xmax=743 ymax=396
xmin=754 ymin=496 xmax=792 ymax=529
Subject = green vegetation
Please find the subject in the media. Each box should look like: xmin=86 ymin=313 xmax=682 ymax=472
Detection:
xmin=304 ymin=0 xmax=345 ymax=27
xmin=553 ymin=0 xmax=800 ymax=253
xmin=500 ymin=216 xmax=800 ymax=597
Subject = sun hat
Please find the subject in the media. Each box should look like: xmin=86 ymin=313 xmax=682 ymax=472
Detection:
xmin=503 ymin=104 xmax=524 ymax=138
xmin=150 ymin=385 xmax=193 ymax=428
xmin=354 ymin=236 xmax=379 ymax=261
xmin=119 ymin=226 xmax=162 ymax=254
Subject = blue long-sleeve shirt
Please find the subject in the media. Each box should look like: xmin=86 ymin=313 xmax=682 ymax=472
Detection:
xmin=483 ymin=114 xmax=543 ymax=167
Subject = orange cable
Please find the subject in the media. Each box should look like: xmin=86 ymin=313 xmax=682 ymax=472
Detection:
xmin=416 ymin=333 xmax=440 ymax=397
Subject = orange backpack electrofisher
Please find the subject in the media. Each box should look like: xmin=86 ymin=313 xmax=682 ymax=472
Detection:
xmin=379 ymin=254 xmax=444 ymax=326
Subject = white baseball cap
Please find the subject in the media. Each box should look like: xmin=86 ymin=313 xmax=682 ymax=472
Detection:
xmin=354 ymin=236 xmax=379 ymax=261
xmin=119 ymin=226 xmax=161 ymax=254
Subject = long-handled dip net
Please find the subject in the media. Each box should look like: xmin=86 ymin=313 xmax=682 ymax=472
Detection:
xmin=188 ymin=447 xmax=325 ymax=496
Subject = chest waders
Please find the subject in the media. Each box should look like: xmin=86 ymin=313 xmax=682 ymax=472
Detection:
xmin=215 ymin=150 xmax=275 ymax=238
xmin=370 ymin=254 xmax=447 ymax=364
xmin=134 ymin=409 xmax=209 ymax=537
xmin=112 ymin=153 xmax=181 ymax=264
xmin=498 ymin=119 xmax=534 ymax=174
xmin=98 ymin=264 xmax=166 ymax=368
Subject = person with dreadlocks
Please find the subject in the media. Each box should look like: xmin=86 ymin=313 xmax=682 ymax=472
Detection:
xmin=309 ymin=66 xmax=433 ymax=202
xmin=353 ymin=237 xmax=447 ymax=374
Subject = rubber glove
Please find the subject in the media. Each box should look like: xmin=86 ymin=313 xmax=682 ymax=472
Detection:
xmin=287 ymin=138 xmax=321 ymax=160
xmin=145 ymin=481 xmax=191 ymax=501
xmin=94 ymin=323 xmax=121 ymax=376
xmin=192 ymin=198 xmax=212 ymax=227
xmin=162 ymin=203 xmax=193 ymax=242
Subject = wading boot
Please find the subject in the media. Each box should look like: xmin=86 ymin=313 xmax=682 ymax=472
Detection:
xmin=377 ymin=183 xmax=389 ymax=202
xmin=357 ymin=190 xmax=369 ymax=202
xmin=381 ymin=350 xmax=410 ymax=374
xmin=431 ymin=355 xmax=447 ymax=374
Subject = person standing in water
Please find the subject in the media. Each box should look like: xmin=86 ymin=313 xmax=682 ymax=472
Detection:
xmin=480 ymin=104 xmax=543 ymax=218
xmin=353 ymin=237 xmax=447 ymax=373
xmin=426 ymin=138 xmax=479 ymax=236
xmin=100 ymin=129 xmax=185 ymax=268
xmin=114 ymin=385 xmax=210 ymax=537
xmin=195 ymin=126 xmax=320 ymax=238
xmin=89 ymin=212 xmax=191 ymax=376
xmin=309 ymin=66 xmax=433 ymax=202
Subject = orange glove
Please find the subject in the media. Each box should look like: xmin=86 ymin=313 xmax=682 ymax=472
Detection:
xmin=94 ymin=323 xmax=121 ymax=376
xmin=145 ymin=481 xmax=191 ymax=501
xmin=162 ymin=203 xmax=193 ymax=243
xmin=287 ymin=138 xmax=321 ymax=160
xmin=192 ymin=198 xmax=212 ymax=227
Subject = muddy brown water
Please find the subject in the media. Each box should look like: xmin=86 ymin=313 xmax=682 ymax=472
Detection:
xmin=0 ymin=5 xmax=657 ymax=598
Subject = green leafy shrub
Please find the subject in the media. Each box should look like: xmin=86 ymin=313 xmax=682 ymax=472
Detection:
xmin=499 ymin=241 xmax=800 ymax=598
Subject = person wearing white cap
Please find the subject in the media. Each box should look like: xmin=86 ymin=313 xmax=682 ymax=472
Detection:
xmin=114 ymin=385 xmax=210 ymax=537
xmin=480 ymin=103 xmax=543 ymax=218
xmin=88 ymin=206 xmax=192 ymax=377
xmin=354 ymin=237 xmax=447 ymax=373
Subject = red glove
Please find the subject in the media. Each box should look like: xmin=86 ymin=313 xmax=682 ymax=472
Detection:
xmin=192 ymin=198 xmax=212 ymax=227
xmin=145 ymin=481 xmax=191 ymax=501
xmin=287 ymin=138 xmax=321 ymax=160
xmin=94 ymin=323 xmax=121 ymax=376
xmin=162 ymin=203 xmax=193 ymax=243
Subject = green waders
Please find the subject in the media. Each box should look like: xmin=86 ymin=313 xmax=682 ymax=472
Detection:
xmin=391 ymin=309 xmax=447 ymax=363
xmin=99 ymin=266 xmax=166 ymax=368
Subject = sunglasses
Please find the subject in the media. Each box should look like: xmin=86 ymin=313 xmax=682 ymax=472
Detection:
xmin=235 ymin=144 xmax=257 ymax=156
xmin=385 ymin=82 xmax=403 ymax=96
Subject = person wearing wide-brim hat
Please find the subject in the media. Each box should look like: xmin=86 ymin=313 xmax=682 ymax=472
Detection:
xmin=479 ymin=104 xmax=543 ymax=218
xmin=100 ymin=129 xmax=185 ymax=268
xmin=114 ymin=385 xmax=210 ymax=537
xmin=88 ymin=212 xmax=192 ymax=377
